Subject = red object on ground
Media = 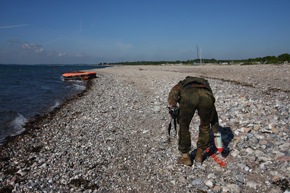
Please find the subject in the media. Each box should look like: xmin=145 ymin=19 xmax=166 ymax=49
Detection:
xmin=205 ymin=147 xmax=227 ymax=167
xmin=62 ymin=71 xmax=96 ymax=80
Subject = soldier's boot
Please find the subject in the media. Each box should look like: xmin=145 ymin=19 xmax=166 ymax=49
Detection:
xmin=195 ymin=148 xmax=203 ymax=164
xmin=178 ymin=153 xmax=192 ymax=166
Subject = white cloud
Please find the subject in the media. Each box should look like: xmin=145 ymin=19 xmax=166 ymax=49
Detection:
xmin=5 ymin=39 xmax=99 ymax=63
xmin=116 ymin=42 xmax=133 ymax=50
xmin=20 ymin=42 xmax=67 ymax=57
xmin=58 ymin=52 xmax=67 ymax=57
xmin=22 ymin=43 xmax=36 ymax=49
xmin=22 ymin=43 xmax=43 ymax=52
xmin=75 ymin=53 xmax=84 ymax=57
xmin=0 ymin=24 xmax=29 ymax=29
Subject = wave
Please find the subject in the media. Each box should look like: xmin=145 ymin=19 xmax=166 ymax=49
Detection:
xmin=9 ymin=113 xmax=27 ymax=136
xmin=73 ymin=83 xmax=86 ymax=91
xmin=0 ymin=65 xmax=99 ymax=146
xmin=64 ymin=80 xmax=86 ymax=93
xmin=49 ymin=100 xmax=61 ymax=111
xmin=0 ymin=111 xmax=28 ymax=145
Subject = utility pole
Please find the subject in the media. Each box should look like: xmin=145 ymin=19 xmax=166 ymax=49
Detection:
xmin=196 ymin=45 xmax=202 ymax=65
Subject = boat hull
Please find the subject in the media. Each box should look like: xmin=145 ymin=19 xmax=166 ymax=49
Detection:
xmin=62 ymin=71 xmax=97 ymax=81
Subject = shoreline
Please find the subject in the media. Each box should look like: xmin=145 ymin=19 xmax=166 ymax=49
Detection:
xmin=1 ymin=64 xmax=289 ymax=192
xmin=0 ymin=64 xmax=290 ymax=150
xmin=0 ymin=79 xmax=94 ymax=148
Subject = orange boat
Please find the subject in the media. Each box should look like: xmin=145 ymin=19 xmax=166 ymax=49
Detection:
xmin=62 ymin=71 xmax=97 ymax=81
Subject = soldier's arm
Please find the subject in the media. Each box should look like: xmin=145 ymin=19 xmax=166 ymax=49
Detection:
xmin=168 ymin=82 xmax=182 ymax=107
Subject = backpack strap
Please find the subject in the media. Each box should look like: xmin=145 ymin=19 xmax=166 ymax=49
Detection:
xmin=181 ymin=76 xmax=213 ymax=93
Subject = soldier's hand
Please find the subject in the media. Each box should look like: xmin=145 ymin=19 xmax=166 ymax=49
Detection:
xmin=168 ymin=106 xmax=178 ymax=118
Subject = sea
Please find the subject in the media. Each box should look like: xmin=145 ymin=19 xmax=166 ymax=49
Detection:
xmin=0 ymin=64 xmax=104 ymax=145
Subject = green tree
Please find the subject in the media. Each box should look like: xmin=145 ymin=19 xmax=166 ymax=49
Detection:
xmin=262 ymin=56 xmax=278 ymax=64
xmin=278 ymin=53 xmax=290 ymax=63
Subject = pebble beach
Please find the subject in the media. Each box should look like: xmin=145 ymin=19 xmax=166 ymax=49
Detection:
xmin=0 ymin=64 xmax=289 ymax=192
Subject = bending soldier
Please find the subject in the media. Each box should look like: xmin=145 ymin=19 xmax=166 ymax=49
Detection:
xmin=168 ymin=76 xmax=219 ymax=166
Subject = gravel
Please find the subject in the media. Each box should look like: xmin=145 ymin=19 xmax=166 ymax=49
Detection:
xmin=0 ymin=64 xmax=289 ymax=193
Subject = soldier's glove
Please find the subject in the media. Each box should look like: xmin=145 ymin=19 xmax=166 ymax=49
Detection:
xmin=168 ymin=106 xmax=179 ymax=119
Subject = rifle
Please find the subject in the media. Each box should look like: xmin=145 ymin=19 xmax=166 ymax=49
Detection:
xmin=167 ymin=106 xmax=178 ymax=137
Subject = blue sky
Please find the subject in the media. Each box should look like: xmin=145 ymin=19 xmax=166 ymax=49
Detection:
xmin=1 ymin=0 xmax=290 ymax=64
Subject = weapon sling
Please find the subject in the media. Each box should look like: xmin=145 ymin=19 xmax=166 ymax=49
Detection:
xmin=168 ymin=117 xmax=177 ymax=137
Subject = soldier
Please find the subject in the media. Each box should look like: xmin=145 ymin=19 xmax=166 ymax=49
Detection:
xmin=168 ymin=76 xmax=219 ymax=166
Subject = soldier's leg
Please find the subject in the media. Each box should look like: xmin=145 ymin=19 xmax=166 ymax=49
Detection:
xmin=177 ymin=100 xmax=196 ymax=166
xmin=197 ymin=89 xmax=215 ymax=150
xmin=211 ymin=105 xmax=219 ymax=133
xmin=178 ymin=103 xmax=196 ymax=153
xmin=178 ymin=89 xmax=199 ymax=153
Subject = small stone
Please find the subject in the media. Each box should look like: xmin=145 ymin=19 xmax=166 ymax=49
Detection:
xmin=231 ymin=149 xmax=239 ymax=157
xmin=236 ymin=174 xmax=245 ymax=183
xmin=271 ymin=127 xmax=279 ymax=134
xmin=178 ymin=176 xmax=186 ymax=183
xmin=207 ymin=173 xmax=215 ymax=179
xmin=226 ymin=184 xmax=241 ymax=193
xmin=253 ymin=125 xmax=261 ymax=131
xmin=212 ymin=185 xmax=222 ymax=192
xmin=153 ymin=106 xmax=161 ymax=112
xmin=204 ymin=180 xmax=214 ymax=188
xmin=268 ymin=188 xmax=283 ymax=193
xmin=245 ymin=147 xmax=254 ymax=154
xmin=259 ymin=140 xmax=268 ymax=145
xmin=276 ymin=155 xmax=290 ymax=161
xmin=246 ymin=181 xmax=258 ymax=189
xmin=191 ymin=178 xmax=203 ymax=186
xmin=16 ymin=169 xmax=26 ymax=176
xmin=1 ymin=65 xmax=289 ymax=192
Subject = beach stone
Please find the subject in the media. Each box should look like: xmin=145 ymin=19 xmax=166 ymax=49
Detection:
xmin=1 ymin=64 xmax=290 ymax=192
xmin=279 ymin=143 xmax=290 ymax=151
xmin=246 ymin=181 xmax=258 ymax=189
xmin=207 ymin=173 xmax=215 ymax=179
xmin=204 ymin=180 xmax=214 ymax=188
xmin=276 ymin=155 xmax=290 ymax=161
xmin=236 ymin=174 xmax=245 ymax=184
xmin=212 ymin=185 xmax=222 ymax=192
xmin=178 ymin=176 xmax=186 ymax=183
xmin=191 ymin=178 xmax=203 ymax=186
xmin=271 ymin=127 xmax=279 ymax=134
xmin=153 ymin=106 xmax=161 ymax=112
xmin=223 ymin=184 xmax=241 ymax=193
xmin=245 ymin=147 xmax=254 ymax=154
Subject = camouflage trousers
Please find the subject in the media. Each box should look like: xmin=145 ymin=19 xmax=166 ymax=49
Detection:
xmin=177 ymin=87 xmax=218 ymax=153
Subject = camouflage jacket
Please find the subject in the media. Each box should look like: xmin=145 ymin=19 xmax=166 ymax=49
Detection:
xmin=168 ymin=76 xmax=213 ymax=107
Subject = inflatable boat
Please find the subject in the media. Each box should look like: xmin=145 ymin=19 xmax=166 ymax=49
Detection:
xmin=62 ymin=71 xmax=97 ymax=81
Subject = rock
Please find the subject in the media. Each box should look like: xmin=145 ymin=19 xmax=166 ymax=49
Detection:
xmin=204 ymin=180 xmax=214 ymax=188
xmin=178 ymin=176 xmax=186 ymax=183
xmin=223 ymin=184 xmax=241 ymax=193
xmin=276 ymin=156 xmax=290 ymax=161
xmin=271 ymin=127 xmax=279 ymax=134
xmin=1 ymin=65 xmax=290 ymax=192
xmin=246 ymin=181 xmax=258 ymax=189
xmin=236 ymin=174 xmax=245 ymax=184
xmin=191 ymin=178 xmax=204 ymax=186
xmin=231 ymin=149 xmax=240 ymax=157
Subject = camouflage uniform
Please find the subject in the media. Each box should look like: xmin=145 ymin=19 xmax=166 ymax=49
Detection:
xmin=168 ymin=76 xmax=219 ymax=154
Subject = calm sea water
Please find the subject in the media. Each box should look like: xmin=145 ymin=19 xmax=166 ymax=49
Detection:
xmin=0 ymin=64 xmax=103 ymax=145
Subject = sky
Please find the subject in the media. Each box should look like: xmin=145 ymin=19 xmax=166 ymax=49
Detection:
xmin=1 ymin=0 xmax=290 ymax=64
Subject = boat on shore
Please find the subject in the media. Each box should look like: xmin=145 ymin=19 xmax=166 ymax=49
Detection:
xmin=62 ymin=71 xmax=97 ymax=81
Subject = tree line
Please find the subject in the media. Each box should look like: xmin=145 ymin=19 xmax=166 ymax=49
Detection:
xmin=99 ymin=53 xmax=290 ymax=66
xmin=243 ymin=53 xmax=290 ymax=65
